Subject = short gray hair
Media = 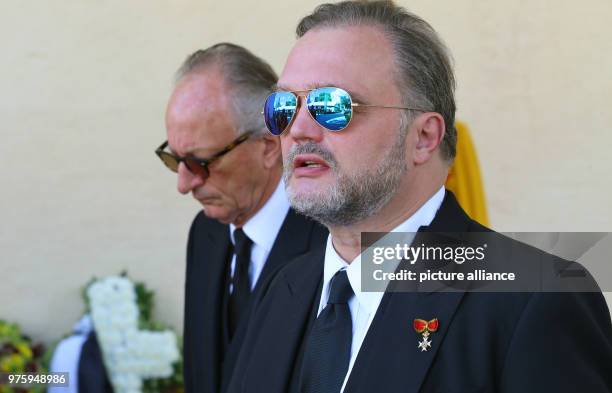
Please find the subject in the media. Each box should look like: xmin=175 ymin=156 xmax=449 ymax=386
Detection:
xmin=176 ymin=43 xmax=278 ymax=138
xmin=297 ymin=1 xmax=457 ymax=161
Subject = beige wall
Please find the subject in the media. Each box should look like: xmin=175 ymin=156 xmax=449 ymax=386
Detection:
xmin=1 ymin=0 xmax=611 ymax=343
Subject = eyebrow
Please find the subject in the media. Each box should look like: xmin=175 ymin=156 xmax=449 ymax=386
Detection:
xmin=275 ymin=81 xmax=339 ymax=91
xmin=273 ymin=83 xmax=369 ymax=104
xmin=166 ymin=144 xmax=206 ymax=159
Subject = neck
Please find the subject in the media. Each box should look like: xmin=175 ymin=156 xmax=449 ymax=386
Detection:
xmin=330 ymin=174 xmax=445 ymax=262
xmin=233 ymin=166 xmax=282 ymax=227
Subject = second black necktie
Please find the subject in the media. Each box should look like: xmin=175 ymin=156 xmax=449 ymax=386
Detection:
xmin=228 ymin=228 xmax=253 ymax=339
xmin=299 ymin=269 xmax=354 ymax=393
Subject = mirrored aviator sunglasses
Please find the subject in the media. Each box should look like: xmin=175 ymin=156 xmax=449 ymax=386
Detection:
xmin=264 ymin=87 xmax=352 ymax=135
xmin=263 ymin=86 xmax=427 ymax=135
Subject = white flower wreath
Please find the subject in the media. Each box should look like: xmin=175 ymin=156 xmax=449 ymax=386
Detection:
xmin=87 ymin=276 xmax=180 ymax=393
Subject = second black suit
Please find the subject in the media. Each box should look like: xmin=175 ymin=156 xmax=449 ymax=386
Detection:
xmin=182 ymin=207 xmax=328 ymax=393
xmin=226 ymin=191 xmax=612 ymax=393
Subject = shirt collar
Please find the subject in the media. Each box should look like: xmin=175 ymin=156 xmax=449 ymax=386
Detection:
xmin=322 ymin=186 xmax=446 ymax=314
xmin=230 ymin=178 xmax=290 ymax=252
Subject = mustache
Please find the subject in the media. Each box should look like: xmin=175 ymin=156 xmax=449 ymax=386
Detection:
xmin=283 ymin=142 xmax=338 ymax=170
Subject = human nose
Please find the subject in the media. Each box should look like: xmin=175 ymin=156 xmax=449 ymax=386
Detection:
xmin=177 ymin=162 xmax=205 ymax=194
xmin=285 ymin=95 xmax=325 ymax=143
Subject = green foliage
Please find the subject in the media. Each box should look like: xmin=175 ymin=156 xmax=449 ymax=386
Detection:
xmin=0 ymin=320 xmax=47 ymax=393
xmin=134 ymin=281 xmax=155 ymax=330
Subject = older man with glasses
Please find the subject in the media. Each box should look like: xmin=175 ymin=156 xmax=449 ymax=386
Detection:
xmin=156 ymin=43 xmax=327 ymax=393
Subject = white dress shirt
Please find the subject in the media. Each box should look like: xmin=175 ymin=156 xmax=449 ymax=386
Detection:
xmin=229 ymin=179 xmax=290 ymax=291
xmin=317 ymin=186 xmax=446 ymax=392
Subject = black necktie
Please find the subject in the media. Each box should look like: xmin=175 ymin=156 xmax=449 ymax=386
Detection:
xmin=299 ymin=269 xmax=354 ymax=393
xmin=228 ymin=228 xmax=253 ymax=339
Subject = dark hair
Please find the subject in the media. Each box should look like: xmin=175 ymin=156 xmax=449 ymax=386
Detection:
xmin=297 ymin=1 xmax=457 ymax=161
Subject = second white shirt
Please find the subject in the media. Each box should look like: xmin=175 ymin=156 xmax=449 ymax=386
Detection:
xmin=317 ymin=186 xmax=446 ymax=392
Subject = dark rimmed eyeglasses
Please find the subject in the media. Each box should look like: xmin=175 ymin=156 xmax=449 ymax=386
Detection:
xmin=263 ymin=86 xmax=428 ymax=135
xmin=155 ymin=131 xmax=253 ymax=179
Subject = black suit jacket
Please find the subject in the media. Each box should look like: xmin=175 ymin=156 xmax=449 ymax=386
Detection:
xmin=227 ymin=191 xmax=612 ymax=393
xmin=183 ymin=207 xmax=328 ymax=393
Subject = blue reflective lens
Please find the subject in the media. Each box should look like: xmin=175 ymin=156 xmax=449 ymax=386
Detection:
xmin=264 ymin=91 xmax=297 ymax=135
xmin=306 ymin=87 xmax=353 ymax=131
xmin=263 ymin=87 xmax=355 ymax=135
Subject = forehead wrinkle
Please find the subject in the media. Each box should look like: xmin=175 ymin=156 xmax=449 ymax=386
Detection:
xmin=166 ymin=142 xmax=197 ymax=159
xmin=172 ymin=67 xmax=236 ymax=110
xmin=167 ymin=78 xmax=237 ymax=158
xmin=170 ymin=78 xmax=226 ymax=116
xmin=170 ymin=132 xmax=228 ymax=160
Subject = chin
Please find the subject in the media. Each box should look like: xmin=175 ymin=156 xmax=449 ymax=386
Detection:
xmin=288 ymin=185 xmax=328 ymax=206
xmin=289 ymin=178 xmax=330 ymax=198
xmin=201 ymin=206 xmax=234 ymax=224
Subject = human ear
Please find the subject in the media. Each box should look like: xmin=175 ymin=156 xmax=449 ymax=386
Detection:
xmin=260 ymin=133 xmax=282 ymax=169
xmin=413 ymin=112 xmax=445 ymax=165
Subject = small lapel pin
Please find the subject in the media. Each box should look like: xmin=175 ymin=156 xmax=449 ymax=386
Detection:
xmin=413 ymin=318 xmax=439 ymax=352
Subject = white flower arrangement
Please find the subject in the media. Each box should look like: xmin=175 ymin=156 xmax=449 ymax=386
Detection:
xmin=87 ymin=276 xmax=180 ymax=393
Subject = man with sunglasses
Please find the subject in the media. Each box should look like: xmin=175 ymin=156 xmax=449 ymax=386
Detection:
xmin=227 ymin=2 xmax=612 ymax=393
xmin=157 ymin=43 xmax=327 ymax=393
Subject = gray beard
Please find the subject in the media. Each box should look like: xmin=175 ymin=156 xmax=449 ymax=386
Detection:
xmin=283 ymin=131 xmax=407 ymax=227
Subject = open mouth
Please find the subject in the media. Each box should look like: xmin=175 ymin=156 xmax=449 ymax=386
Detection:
xmin=301 ymin=161 xmax=324 ymax=168
xmin=292 ymin=154 xmax=330 ymax=177
xmin=294 ymin=154 xmax=328 ymax=168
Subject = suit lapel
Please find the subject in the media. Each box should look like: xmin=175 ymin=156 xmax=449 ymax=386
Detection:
xmin=189 ymin=223 xmax=231 ymax=392
xmin=345 ymin=191 xmax=472 ymax=393
xmin=240 ymin=245 xmax=325 ymax=393
xmin=205 ymin=226 xmax=232 ymax=349
xmin=422 ymin=190 xmax=474 ymax=233
xmin=222 ymin=209 xmax=324 ymax=387
xmin=344 ymin=290 xmax=464 ymax=393
xmin=254 ymin=208 xmax=318 ymax=294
